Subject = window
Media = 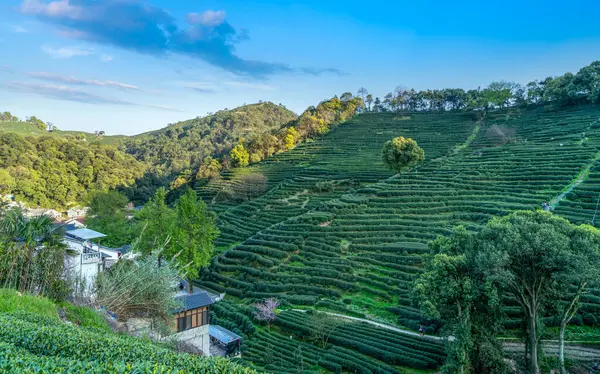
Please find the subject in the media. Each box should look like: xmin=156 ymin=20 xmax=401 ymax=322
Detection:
xmin=176 ymin=307 xmax=209 ymax=332
xmin=177 ymin=316 xmax=186 ymax=332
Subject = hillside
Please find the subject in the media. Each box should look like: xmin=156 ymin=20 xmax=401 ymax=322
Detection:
xmin=197 ymin=105 xmax=600 ymax=372
xmin=122 ymin=102 xmax=298 ymax=200
xmin=0 ymin=102 xmax=299 ymax=207
xmin=0 ymin=120 xmax=125 ymax=145
xmin=0 ymin=132 xmax=144 ymax=208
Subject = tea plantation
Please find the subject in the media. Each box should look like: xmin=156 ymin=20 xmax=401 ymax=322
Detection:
xmin=196 ymin=105 xmax=600 ymax=372
xmin=0 ymin=310 xmax=255 ymax=373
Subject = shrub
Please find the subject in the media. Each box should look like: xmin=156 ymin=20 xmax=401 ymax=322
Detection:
xmin=583 ymin=313 xmax=598 ymax=326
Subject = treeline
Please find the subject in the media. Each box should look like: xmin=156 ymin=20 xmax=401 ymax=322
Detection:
xmin=361 ymin=60 xmax=600 ymax=113
xmin=0 ymin=133 xmax=144 ymax=208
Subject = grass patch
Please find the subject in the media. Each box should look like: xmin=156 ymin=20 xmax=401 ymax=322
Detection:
xmin=58 ymin=303 xmax=111 ymax=332
xmin=0 ymin=289 xmax=58 ymax=319
xmin=0 ymin=288 xmax=110 ymax=332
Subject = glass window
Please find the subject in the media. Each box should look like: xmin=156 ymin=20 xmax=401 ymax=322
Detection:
xmin=177 ymin=317 xmax=186 ymax=332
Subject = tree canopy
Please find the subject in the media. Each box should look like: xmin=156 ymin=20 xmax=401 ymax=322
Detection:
xmin=416 ymin=211 xmax=600 ymax=374
xmin=0 ymin=133 xmax=143 ymax=208
xmin=381 ymin=137 xmax=424 ymax=173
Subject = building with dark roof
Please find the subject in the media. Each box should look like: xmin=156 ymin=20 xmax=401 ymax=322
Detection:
xmin=170 ymin=282 xmax=217 ymax=356
xmin=172 ymin=290 xmax=214 ymax=332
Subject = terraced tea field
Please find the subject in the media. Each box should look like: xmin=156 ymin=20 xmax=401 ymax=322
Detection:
xmin=199 ymin=111 xmax=479 ymax=248
xmin=198 ymin=105 xmax=600 ymax=372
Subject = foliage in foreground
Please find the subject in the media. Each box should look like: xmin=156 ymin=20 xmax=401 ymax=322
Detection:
xmin=0 ymin=311 xmax=256 ymax=374
xmin=415 ymin=211 xmax=600 ymax=374
xmin=0 ymin=210 xmax=70 ymax=301
xmin=0 ymin=289 xmax=57 ymax=319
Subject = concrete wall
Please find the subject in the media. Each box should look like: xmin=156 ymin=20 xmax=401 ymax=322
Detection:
xmin=174 ymin=325 xmax=210 ymax=356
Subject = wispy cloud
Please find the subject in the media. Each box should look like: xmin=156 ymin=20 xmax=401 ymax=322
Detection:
xmin=0 ymin=66 xmax=13 ymax=74
xmin=181 ymin=81 xmax=218 ymax=93
xmin=42 ymin=45 xmax=94 ymax=59
xmin=145 ymin=104 xmax=181 ymax=112
xmin=224 ymin=81 xmax=276 ymax=91
xmin=13 ymin=25 xmax=29 ymax=33
xmin=20 ymin=0 xmax=341 ymax=78
xmin=28 ymin=71 xmax=141 ymax=91
xmin=5 ymin=81 xmax=178 ymax=111
xmin=6 ymin=82 xmax=135 ymax=105
xmin=100 ymin=54 xmax=113 ymax=62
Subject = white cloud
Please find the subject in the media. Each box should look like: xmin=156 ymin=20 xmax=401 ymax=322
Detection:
xmin=100 ymin=54 xmax=113 ymax=62
xmin=186 ymin=10 xmax=226 ymax=27
xmin=21 ymin=0 xmax=85 ymax=20
xmin=224 ymin=81 xmax=276 ymax=91
xmin=42 ymin=45 xmax=95 ymax=59
xmin=6 ymin=81 xmax=178 ymax=111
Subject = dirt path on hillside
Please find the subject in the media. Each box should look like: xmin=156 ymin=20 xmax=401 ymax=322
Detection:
xmin=550 ymin=151 xmax=600 ymax=208
xmin=290 ymin=309 xmax=449 ymax=342
xmin=503 ymin=341 xmax=600 ymax=360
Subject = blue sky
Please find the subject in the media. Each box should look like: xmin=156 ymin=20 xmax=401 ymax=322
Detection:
xmin=1 ymin=0 xmax=599 ymax=135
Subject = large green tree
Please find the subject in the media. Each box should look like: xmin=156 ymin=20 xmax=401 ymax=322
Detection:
xmin=86 ymin=191 xmax=138 ymax=247
xmin=136 ymin=187 xmax=175 ymax=259
xmin=414 ymin=227 xmax=507 ymax=374
xmin=167 ymin=189 xmax=219 ymax=290
xmin=381 ymin=136 xmax=424 ymax=173
xmin=551 ymin=224 xmax=600 ymax=374
xmin=478 ymin=211 xmax=580 ymax=374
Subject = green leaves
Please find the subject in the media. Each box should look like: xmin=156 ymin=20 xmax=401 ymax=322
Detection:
xmin=168 ymin=189 xmax=219 ymax=282
xmin=381 ymin=136 xmax=424 ymax=173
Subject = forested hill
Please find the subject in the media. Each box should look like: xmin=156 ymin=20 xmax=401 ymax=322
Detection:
xmin=0 ymin=133 xmax=144 ymax=208
xmin=125 ymin=102 xmax=298 ymax=171
xmin=0 ymin=102 xmax=301 ymax=208
xmin=121 ymin=102 xmax=299 ymax=202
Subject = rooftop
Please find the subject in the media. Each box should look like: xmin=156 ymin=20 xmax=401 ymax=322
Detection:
xmin=65 ymin=228 xmax=107 ymax=240
xmin=173 ymin=291 xmax=214 ymax=313
xmin=209 ymin=325 xmax=242 ymax=344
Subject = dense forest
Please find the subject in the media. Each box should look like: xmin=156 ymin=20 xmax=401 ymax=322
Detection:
xmin=0 ymin=133 xmax=144 ymax=208
xmin=122 ymin=102 xmax=298 ymax=202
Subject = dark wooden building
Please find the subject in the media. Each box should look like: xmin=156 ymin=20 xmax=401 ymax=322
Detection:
xmin=173 ymin=291 xmax=214 ymax=332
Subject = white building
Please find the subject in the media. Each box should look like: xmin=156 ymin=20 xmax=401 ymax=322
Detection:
xmin=24 ymin=208 xmax=61 ymax=219
xmin=63 ymin=228 xmax=123 ymax=293
xmin=67 ymin=206 xmax=90 ymax=218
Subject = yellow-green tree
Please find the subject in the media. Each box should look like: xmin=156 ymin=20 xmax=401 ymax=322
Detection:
xmin=381 ymin=137 xmax=424 ymax=173
xmin=230 ymin=143 xmax=250 ymax=167
xmin=284 ymin=127 xmax=298 ymax=150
